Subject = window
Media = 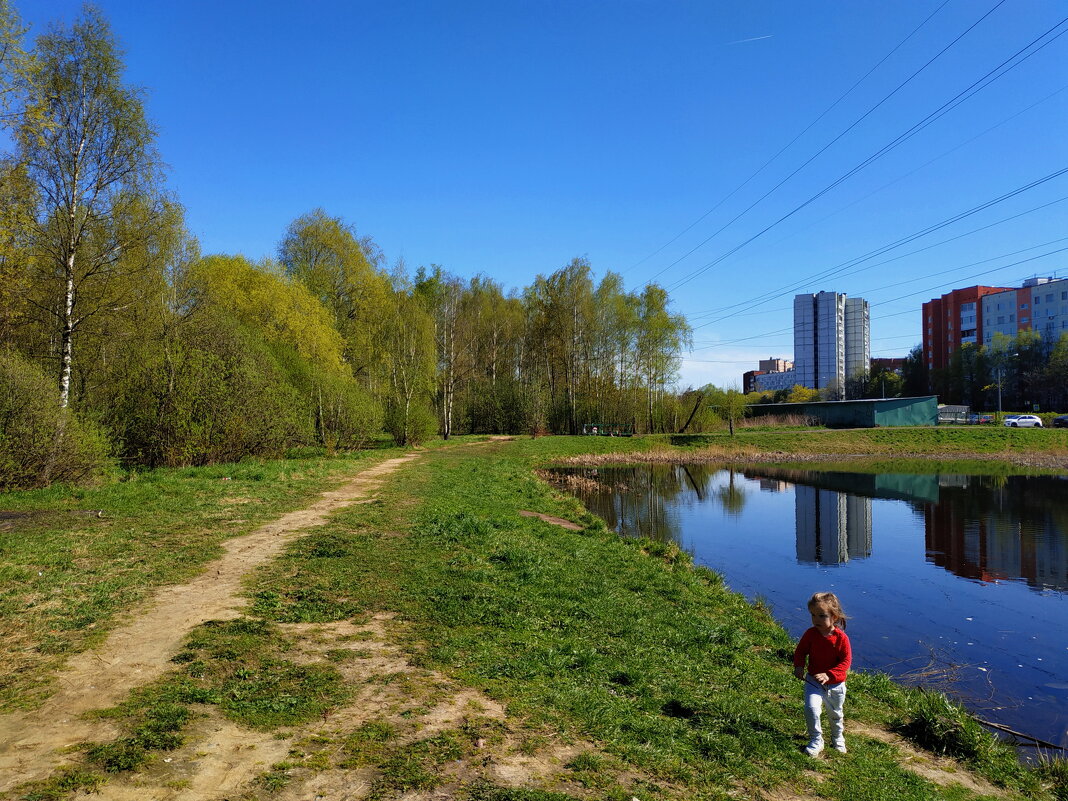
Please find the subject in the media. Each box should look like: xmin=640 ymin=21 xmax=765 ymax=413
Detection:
xmin=1022 ymin=317 xmax=1030 ymax=324
xmin=1047 ymin=293 xmax=1054 ymax=302
xmin=1062 ymin=291 xmax=1067 ymax=300
xmin=1021 ymin=303 xmax=1029 ymax=310
xmin=998 ymin=316 xmax=1005 ymax=324
xmin=1009 ymin=314 xmax=1015 ymax=322
xmin=1035 ymin=296 xmax=1041 ymax=304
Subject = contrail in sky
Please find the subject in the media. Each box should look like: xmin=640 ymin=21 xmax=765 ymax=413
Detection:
xmin=727 ymin=35 xmax=774 ymax=45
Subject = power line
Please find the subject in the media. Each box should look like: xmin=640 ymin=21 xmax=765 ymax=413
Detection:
xmin=666 ymin=13 xmax=1068 ymax=293
xmin=684 ymin=192 xmax=1068 ymax=321
xmin=688 ymin=170 xmax=1068 ymax=331
xmin=625 ymin=0 xmax=953 ymax=277
xmin=682 ymin=80 xmax=1068 ymax=316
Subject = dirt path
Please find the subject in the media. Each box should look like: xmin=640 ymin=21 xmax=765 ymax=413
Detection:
xmin=0 ymin=452 xmax=421 ymax=793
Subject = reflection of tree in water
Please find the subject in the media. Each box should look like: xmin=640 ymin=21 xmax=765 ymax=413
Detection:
xmin=552 ymin=464 xmax=734 ymax=542
xmin=715 ymin=469 xmax=747 ymax=517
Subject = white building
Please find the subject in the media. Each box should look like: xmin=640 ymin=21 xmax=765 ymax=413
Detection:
xmin=981 ymin=277 xmax=1068 ymax=348
xmin=793 ymin=291 xmax=870 ymax=395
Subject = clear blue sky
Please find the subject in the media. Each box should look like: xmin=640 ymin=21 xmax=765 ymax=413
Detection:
xmin=18 ymin=1 xmax=1068 ymax=388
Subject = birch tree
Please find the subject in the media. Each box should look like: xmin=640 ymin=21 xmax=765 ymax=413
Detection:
xmin=18 ymin=8 xmax=164 ymax=407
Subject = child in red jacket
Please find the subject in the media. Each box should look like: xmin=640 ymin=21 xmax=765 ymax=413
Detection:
xmin=793 ymin=592 xmax=851 ymax=756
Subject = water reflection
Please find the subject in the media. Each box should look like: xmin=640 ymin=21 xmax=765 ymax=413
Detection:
xmin=794 ymin=487 xmax=871 ymax=565
xmin=744 ymin=467 xmax=1068 ymax=592
xmin=553 ymin=464 xmax=1068 ymax=747
xmin=923 ymin=477 xmax=1068 ymax=592
xmin=562 ymin=465 xmax=1068 ymax=592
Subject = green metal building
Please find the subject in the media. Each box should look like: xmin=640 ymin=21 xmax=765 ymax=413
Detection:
xmin=748 ymin=396 xmax=938 ymax=428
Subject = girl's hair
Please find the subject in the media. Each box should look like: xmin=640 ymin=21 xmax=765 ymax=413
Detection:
xmin=808 ymin=592 xmax=847 ymax=628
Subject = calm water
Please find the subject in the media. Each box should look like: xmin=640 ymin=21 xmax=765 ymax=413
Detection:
xmin=556 ymin=464 xmax=1068 ymax=750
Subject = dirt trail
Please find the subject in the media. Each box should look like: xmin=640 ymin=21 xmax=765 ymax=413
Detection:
xmin=0 ymin=452 xmax=421 ymax=793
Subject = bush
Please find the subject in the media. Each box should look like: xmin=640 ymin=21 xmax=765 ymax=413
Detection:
xmin=271 ymin=347 xmax=382 ymax=452
xmin=384 ymin=399 xmax=437 ymax=446
xmin=112 ymin=313 xmax=309 ymax=466
xmin=0 ymin=352 xmax=111 ymax=490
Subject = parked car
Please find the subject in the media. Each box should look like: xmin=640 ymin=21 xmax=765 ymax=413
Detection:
xmin=1004 ymin=414 xmax=1043 ymax=427
xmin=967 ymin=413 xmax=995 ymax=424
xmin=1053 ymin=415 xmax=1068 ymax=428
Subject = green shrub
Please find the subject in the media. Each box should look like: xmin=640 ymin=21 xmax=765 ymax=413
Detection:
xmin=112 ymin=312 xmax=309 ymax=466
xmin=0 ymin=351 xmax=111 ymax=490
xmin=384 ymin=399 xmax=437 ymax=446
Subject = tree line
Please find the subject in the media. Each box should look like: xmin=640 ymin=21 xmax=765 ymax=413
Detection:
xmin=0 ymin=4 xmax=694 ymax=489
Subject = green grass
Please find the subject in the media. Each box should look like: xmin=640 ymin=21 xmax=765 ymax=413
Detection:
xmin=244 ymin=435 xmax=1054 ymax=800
xmin=5 ymin=431 xmax=1065 ymax=799
xmin=671 ymin=425 xmax=1068 ymax=457
xmin=0 ymin=448 xmax=399 ymax=710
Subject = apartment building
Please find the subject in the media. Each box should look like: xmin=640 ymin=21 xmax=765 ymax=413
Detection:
xmin=921 ymin=285 xmax=1011 ymax=371
xmin=924 ymin=279 xmax=1068 ymax=369
xmin=981 ymin=277 xmax=1068 ymax=348
xmin=793 ymin=291 xmax=869 ymax=394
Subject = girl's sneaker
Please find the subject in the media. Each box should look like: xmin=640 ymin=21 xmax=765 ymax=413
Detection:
xmin=832 ymin=738 xmax=847 ymax=754
xmin=804 ymin=739 xmax=823 ymax=757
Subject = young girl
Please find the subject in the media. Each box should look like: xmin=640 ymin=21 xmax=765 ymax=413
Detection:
xmin=793 ymin=592 xmax=851 ymax=756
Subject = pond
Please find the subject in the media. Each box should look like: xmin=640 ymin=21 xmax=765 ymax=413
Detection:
xmin=555 ymin=464 xmax=1068 ymax=752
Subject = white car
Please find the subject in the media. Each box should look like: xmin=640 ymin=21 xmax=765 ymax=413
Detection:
xmin=1003 ymin=414 xmax=1043 ymax=428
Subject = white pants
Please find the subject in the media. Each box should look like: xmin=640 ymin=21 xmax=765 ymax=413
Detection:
xmin=804 ymin=680 xmax=846 ymax=745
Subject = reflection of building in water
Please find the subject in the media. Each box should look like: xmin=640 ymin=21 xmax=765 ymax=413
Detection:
xmin=759 ymin=479 xmax=789 ymax=492
xmin=795 ymin=486 xmax=872 ymax=564
xmin=925 ymin=500 xmax=1068 ymax=591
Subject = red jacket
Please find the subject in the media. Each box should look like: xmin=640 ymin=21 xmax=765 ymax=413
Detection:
xmin=793 ymin=627 xmax=851 ymax=684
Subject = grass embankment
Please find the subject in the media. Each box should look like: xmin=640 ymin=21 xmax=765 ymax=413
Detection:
xmin=666 ymin=427 xmax=1068 ymax=469
xmin=669 ymin=425 xmax=1068 ymax=467
xmin=4 ymin=433 xmax=1067 ymax=800
xmin=0 ymin=446 xmax=401 ymax=711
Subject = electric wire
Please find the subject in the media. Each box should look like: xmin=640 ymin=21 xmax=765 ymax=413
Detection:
xmin=688 ymin=169 xmax=1068 ymax=331
xmin=684 ymin=192 xmax=1068 ymax=322
xmin=625 ymin=0 xmax=952 ymax=276
xmin=680 ymin=80 xmax=1068 ymax=317
xmin=665 ymin=13 xmax=1068 ymax=294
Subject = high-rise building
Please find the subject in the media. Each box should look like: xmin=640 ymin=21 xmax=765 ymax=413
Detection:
xmin=792 ymin=291 xmax=869 ymax=395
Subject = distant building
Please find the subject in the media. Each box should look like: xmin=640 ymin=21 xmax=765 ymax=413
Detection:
xmin=981 ymin=277 xmax=1068 ymax=349
xmin=923 ymin=285 xmax=1005 ymax=370
xmin=742 ymin=370 xmax=764 ymax=394
xmin=793 ymin=291 xmax=869 ymax=395
xmin=753 ymin=369 xmax=797 ymax=392
xmin=924 ymin=278 xmax=1068 ymax=370
xmin=759 ymin=357 xmax=793 ymax=373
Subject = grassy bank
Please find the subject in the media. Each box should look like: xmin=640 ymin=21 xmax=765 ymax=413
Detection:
xmin=4 ymin=433 xmax=1067 ymax=799
xmin=233 ymin=437 xmax=1062 ymax=799
xmin=670 ymin=425 xmax=1068 ymax=461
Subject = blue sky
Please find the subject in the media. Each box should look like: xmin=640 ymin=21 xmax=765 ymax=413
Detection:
xmin=18 ymin=1 xmax=1068 ymax=388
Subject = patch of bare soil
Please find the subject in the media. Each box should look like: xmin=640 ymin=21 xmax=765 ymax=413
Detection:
xmin=850 ymin=722 xmax=1015 ymax=798
xmin=517 ymin=510 xmax=584 ymax=530
xmin=0 ymin=453 xmax=421 ymax=795
xmin=56 ymin=615 xmax=600 ymax=801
